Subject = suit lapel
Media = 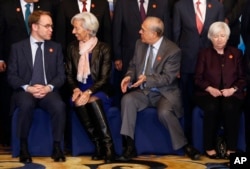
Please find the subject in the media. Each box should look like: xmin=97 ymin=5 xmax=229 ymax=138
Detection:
xmin=139 ymin=43 xmax=148 ymax=73
xmin=203 ymin=0 xmax=213 ymax=31
xmin=14 ymin=0 xmax=27 ymax=34
xmin=187 ymin=0 xmax=200 ymax=34
xmin=43 ymin=41 xmax=53 ymax=75
xmin=73 ymin=0 xmax=81 ymax=13
xmin=22 ymin=39 xmax=33 ymax=71
xmin=130 ymin=0 xmax=142 ymax=23
xmin=153 ymin=38 xmax=165 ymax=69
xmin=147 ymin=0 xmax=158 ymax=14
xmin=34 ymin=2 xmax=42 ymax=10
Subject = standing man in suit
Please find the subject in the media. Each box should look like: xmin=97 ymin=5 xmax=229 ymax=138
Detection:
xmin=118 ymin=16 xmax=201 ymax=161
xmin=55 ymin=0 xmax=112 ymax=54
xmin=173 ymin=0 xmax=224 ymax=142
xmin=7 ymin=10 xmax=66 ymax=163
xmin=0 ymin=0 xmax=59 ymax=146
xmin=241 ymin=0 xmax=250 ymax=154
xmin=220 ymin=0 xmax=246 ymax=47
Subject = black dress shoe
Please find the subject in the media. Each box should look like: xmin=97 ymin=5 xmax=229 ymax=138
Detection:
xmin=116 ymin=146 xmax=137 ymax=161
xmin=184 ymin=144 xmax=201 ymax=160
xmin=51 ymin=145 xmax=66 ymax=162
xmin=19 ymin=149 xmax=32 ymax=163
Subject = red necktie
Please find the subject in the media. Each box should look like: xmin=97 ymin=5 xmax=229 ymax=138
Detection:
xmin=82 ymin=1 xmax=87 ymax=12
xmin=196 ymin=0 xmax=203 ymax=34
xmin=140 ymin=0 xmax=146 ymax=21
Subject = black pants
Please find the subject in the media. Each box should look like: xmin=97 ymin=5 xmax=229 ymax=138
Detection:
xmin=195 ymin=95 xmax=244 ymax=151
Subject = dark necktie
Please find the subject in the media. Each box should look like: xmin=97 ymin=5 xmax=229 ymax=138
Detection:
xmin=82 ymin=1 xmax=87 ymax=12
xmin=140 ymin=0 xmax=146 ymax=21
xmin=30 ymin=42 xmax=45 ymax=85
xmin=25 ymin=3 xmax=31 ymax=34
xmin=145 ymin=45 xmax=154 ymax=75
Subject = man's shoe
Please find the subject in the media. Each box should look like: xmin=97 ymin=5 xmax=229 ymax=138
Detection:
xmin=51 ymin=145 xmax=66 ymax=162
xmin=19 ymin=149 xmax=32 ymax=163
xmin=184 ymin=144 xmax=201 ymax=160
xmin=117 ymin=146 xmax=137 ymax=161
xmin=19 ymin=141 xmax=32 ymax=163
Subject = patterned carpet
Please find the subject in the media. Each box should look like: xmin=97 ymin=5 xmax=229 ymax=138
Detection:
xmin=0 ymin=150 xmax=230 ymax=169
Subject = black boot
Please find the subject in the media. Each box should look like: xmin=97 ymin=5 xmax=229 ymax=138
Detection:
xmin=19 ymin=139 xmax=32 ymax=163
xmin=75 ymin=105 xmax=104 ymax=160
xmin=118 ymin=136 xmax=137 ymax=161
xmin=51 ymin=141 xmax=66 ymax=162
xmin=89 ymin=100 xmax=115 ymax=163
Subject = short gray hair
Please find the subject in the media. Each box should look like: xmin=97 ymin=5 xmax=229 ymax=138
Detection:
xmin=71 ymin=12 xmax=99 ymax=37
xmin=207 ymin=21 xmax=230 ymax=40
xmin=146 ymin=17 xmax=164 ymax=37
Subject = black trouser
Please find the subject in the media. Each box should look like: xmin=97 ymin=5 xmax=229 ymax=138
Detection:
xmin=195 ymin=95 xmax=244 ymax=151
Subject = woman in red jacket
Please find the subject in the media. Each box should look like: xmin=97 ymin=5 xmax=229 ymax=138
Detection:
xmin=194 ymin=21 xmax=246 ymax=159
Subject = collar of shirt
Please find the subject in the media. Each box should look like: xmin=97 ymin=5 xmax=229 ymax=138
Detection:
xmin=20 ymin=0 xmax=34 ymax=20
xmin=78 ymin=0 xmax=91 ymax=12
xmin=138 ymin=0 xmax=148 ymax=13
xmin=193 ymin=0 xmax=206 ymax=23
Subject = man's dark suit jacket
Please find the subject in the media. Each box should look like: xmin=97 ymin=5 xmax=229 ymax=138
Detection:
xmin=112 ymin=0 xmax=171 ymax=73
xmin=222 ymin=0 xmax=246 ymax=47
xmin=55 ymin=0 xmax=112 ymax=53
xmin=7 ymin=38 xmax=65 ymax=92
xmin=173 ymin=0 xmax=224 ymax=74
xmin=194 ymin=46 xmax=246 ymax=100
xmin=0 ymin=0 xmax=59 ymax=62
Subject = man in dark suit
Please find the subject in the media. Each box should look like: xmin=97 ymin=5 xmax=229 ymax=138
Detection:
xmin=221 ymin=0 xmax=246 ymax=47
xmin=0 ymin=0 xmax=59 ymax=146
xmin=55 ymin=0 xmax=112 ymax=54
xmin=7 ymin=10 xmax=66 ymax=163
xmin=118 ymin=16 xmax=201 ymax=161
xmin=173 ymin=0 xmax=224 ymax=142
xmin=241 ymin=0 xmax=250 ymax=154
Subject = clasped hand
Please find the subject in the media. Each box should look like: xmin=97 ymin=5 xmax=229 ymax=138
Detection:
xmin=121 ymin=75 xmax=146 ymax=93
xmin=72 ymin=88 xmax=90 ymax=106
xmin=206 ymin=86 xmax=235 ymax=97
xmin=27 ymin=84 xmax=51 ymax=99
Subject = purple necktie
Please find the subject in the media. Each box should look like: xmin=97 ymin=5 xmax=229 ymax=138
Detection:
xmin=140 ymin=0 xmax=146 ymax=21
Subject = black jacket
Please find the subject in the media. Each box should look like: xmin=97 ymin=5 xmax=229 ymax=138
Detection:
xmin=66 ymin=41 xmax=113 ymax=96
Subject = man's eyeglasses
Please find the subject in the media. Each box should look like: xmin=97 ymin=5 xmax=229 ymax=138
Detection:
xmin=37 ymin=23 xmax=53 ymax=29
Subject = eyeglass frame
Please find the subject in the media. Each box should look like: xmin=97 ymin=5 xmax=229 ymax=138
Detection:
xmin=36 ymin=23 xmax=54 ymax=29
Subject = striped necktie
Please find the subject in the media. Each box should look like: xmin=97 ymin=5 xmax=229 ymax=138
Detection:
xmin=196 ymin=0 xmax=203 ymax=34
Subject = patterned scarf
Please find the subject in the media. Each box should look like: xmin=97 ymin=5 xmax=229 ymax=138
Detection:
xmin=77 ymin=37 xmax=98 ymax=83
